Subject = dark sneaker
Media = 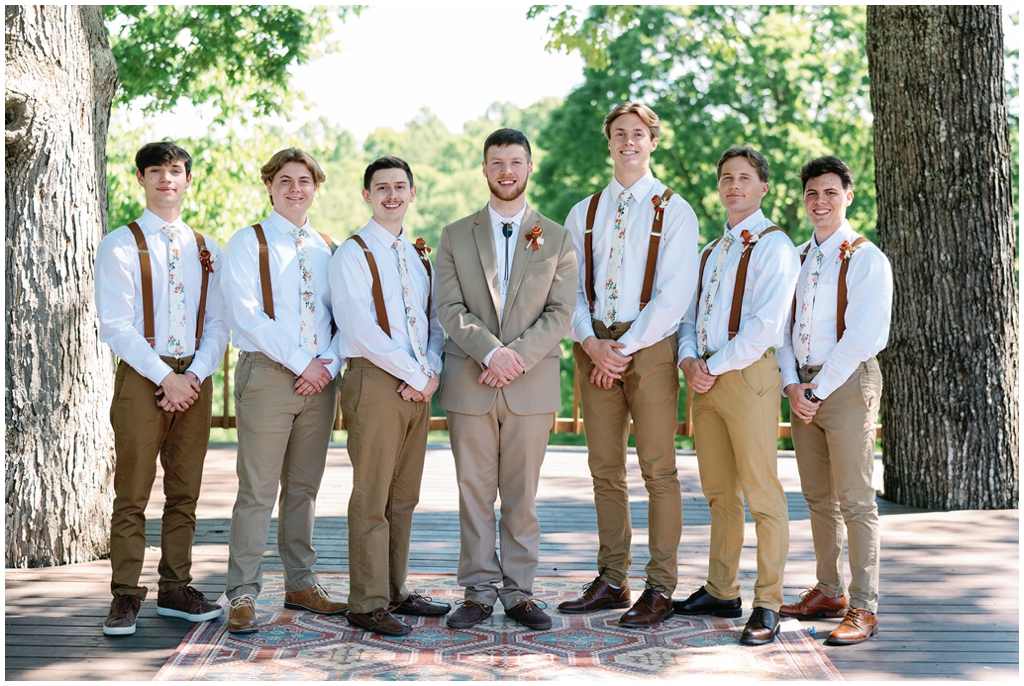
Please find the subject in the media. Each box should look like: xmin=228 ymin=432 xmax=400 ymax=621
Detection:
xmin=157 ymin=585 xmax=223 ymax=622
xmin=446 ymin=599 xmax=494 ymax=629
xmin=348 ymin=607 xmax=412 ymax=636
xmin=103 ymin=595 xmax=141 ymax=636
xmin=505 ymin=599 xmax=553 ymax=630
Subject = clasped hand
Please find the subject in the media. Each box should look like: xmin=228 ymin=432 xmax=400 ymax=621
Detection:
xmin=477 ymin=347 xmax=525 ymax=388
xmin=582 ymin=337 xmax=632 ymax=390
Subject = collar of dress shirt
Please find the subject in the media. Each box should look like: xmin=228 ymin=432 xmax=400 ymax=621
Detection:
xmin=138 ymin=208 xmax=185 ymax=235
xmin=724 ymin=208 xmax=766 ymax=238
xmin=609 ymin=170 xmax=656 ymax=204
xmin=364 ymin=217 xmax=408 ymax=250
xmin=266 ymin=209 xmax=311 ymax=236
xmin=812 ymin=219 xmax=856 ymax=256
xmin=487 ymin=204 xmax=527 ymax=232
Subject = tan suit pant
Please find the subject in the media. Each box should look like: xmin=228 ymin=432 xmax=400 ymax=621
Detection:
xmin=792 ymin=359 xmax=881 ymax=613
xmin=226 ymin=351 xmax=338 ymax=599
xmin=342 ymin=359 xmax=429 ymax=614
xmin=573 ymin=323 xmax=682 ymax=594
xmin=447 ymin=393 xmax=552 ymax=610
xmin=109 ymin=356 xmax=212 ymax=599
xmin=692 ymin=352 xmax=789 ymax=611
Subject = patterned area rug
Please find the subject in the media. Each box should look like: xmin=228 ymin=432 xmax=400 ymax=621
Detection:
xmin=156 ymin=573 xmax=842 ymax=681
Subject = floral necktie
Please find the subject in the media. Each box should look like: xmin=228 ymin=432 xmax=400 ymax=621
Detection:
xmin=602 ymin=189 xmax=633 ymax=327
xmin=289 ymin=228 xmax=317 ymax=355
xmin=697 ymin=231 xmax=735 ymax=357
xmin=393 ymin=239 xmax=431 ymax=376
xmin=795 ymin=246 xmax=824 ymax=365
xmin=160 ymin=224 xmax=187 ymax=357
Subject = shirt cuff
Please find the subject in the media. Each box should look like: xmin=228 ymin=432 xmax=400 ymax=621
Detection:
xmin=144 ymin=359 xmax=175 ymax=387
xmin=286 ymin=349 xmax=314 ymax=377
xmin=408 ymin=369 xmax=430 ymax=392
xmin=482 ymin=346 xmax=501 ymax=367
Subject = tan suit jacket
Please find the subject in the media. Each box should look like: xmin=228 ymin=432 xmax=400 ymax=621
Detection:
xmin=436 ymin=204 xmax=577 ymax=416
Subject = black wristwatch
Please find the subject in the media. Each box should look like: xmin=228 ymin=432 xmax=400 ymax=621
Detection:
xmin=803 ymin=388 xmax=822 ymax=403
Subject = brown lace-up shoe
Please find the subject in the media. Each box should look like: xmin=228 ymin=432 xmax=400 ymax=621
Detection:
xmin=824 ymin=608 xmax=878 ymax=645
xmin=157 ymin=585 xmax=223 ymax=622
xmin=103 ymin=595 xmax=142 ymax=636
xmin=390 ymin=593 xmax=451 ymax=616
xmin=348 ymin=607 xmax=411 ymax=636
xmin=557 ymin=577 xmax=631 ymax=614
xmin=780 ymin=588 xmax=847 ymax=619
xmin=283 ymin=584 xmax=348 ymax=615
xmin=447 ymin=600 xmax=494 ymax=629
xmin=619 ymin=588 xmax=674 ymax=627
xmin=227 ymin=595 xmax=258 ymax=634
xmin=505 ymin=599 xmax=553 ymax=630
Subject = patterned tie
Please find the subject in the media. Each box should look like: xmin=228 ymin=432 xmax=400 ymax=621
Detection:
xmin=160 ymin=225 xmax=187 ymax=357
xmin=602 ymin=189 xmax=633 ymax=326
xmin=795 ymin=246 xmax=825 ymax=365
xmin=697 ymin=231 xmax=736 ymax=357
xmin=393 ymin=239 xmax=431 ymax=376
xmin=289 ymin=228 xmax=317 ymax=355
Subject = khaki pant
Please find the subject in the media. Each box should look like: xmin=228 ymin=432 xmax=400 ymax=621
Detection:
xmin=692 ymin=351 xmax=789 ymax=611
xmin=226 ymin=351 xmax=338 ymax=599
xmin=109 ymin=356 xmax=212 ymax=599
xmin=573 ymin=322 xmax=682 ymax=594
xmin=342 ymin=358 xmax=429 ymax=614
xmin=447 ymin=394 xmax=552 ymax=610
xmin=791 ymin=359 xmax=881 ymax=613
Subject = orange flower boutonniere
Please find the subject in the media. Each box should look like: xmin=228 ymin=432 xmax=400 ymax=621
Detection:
xmin=199 ymin=246 xmax=215 ymax=273
xmin=837 ymin=239 xmax=858 ymax=263
xmin=525 ymin=225 xmax=545 ymax=251
xmin=414 ymin=237 xmax=432 ymax=259
xmin=651 ymin=194 xmax=668 ymax=217
xmin=740 ymin=229 xmax=759 ymax=249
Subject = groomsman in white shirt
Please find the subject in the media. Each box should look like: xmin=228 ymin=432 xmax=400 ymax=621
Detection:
xmin=560 ymin=103 xmax=699 ymax=628
xmin=675 ymin=146 xmax=798 ymax=645
xmin=95 ymin=141 xmax=228 ymax=635
xmin=329 ymin=156 xmax=449 ymax=636
xmin=777 ymin=156 xmax=892 ymax=646
xmin=221 ymin=148 xmax=347 ymax=633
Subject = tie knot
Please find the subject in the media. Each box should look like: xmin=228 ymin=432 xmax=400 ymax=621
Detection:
xmin=160 ymin=224 xmax=179 ymax=240
xmin=618 ymin=190 xmax=633 ymax=204
xmin=723 ymin=231 xmax=736 ymax=245
xmin=393 ymin=239 xmax=404 ymax=252
xmin=289 ymin=228 xmax=306 ymax=244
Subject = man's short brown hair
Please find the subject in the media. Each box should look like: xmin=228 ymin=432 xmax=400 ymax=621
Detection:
xmin=717 ymin=146 xmax=770 ymax=183
xmin=800 ymin=156 xmax=853 ymax=190
xmin=603 ymin=102 xmax=661 ymax=141
xmin=260 ymin=148 xmax=327 ymax=188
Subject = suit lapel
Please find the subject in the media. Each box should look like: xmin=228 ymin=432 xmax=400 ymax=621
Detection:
xmin=501 ymin=205 xmax=539 ymax=328
xmin=471 ymin=207 xmax=502 ymax=322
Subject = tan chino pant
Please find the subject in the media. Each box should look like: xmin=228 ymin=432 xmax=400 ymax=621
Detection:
xmin=573 ymin=322 xmax=682 ymax=594
xmin=109 ymin=356 xmax=213 ymax=599
xmin=342 ymin=358 xmax=429 ymax=614
xmin=791 ymin=359 xmax=881 ymax=613
xmin=226 ymin=351 xmax=338 ymax=599
xmin=691 ymin=351 xmax=789 ymax=611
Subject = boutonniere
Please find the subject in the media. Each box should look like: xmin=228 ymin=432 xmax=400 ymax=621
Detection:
xmin=198 ymin=246 xmax=215 ymax=273
xmin=740 ymin=229 xmax=759 ymax=249
xmin=525 ymin=225 xmax=545 ymax=251
xmin=837 ymin=239 xmax=858 ymax=263
xmin=651 ymin=194 xmax=668 ymax=216
xmin=414 ymin=237 xmax=432 ymax=259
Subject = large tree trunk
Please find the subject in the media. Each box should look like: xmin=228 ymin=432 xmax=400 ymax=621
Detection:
xmin=5 ymin=6 xmax=120 ymax=565
xmin=867 ymin=6 xmax=1018 ymax=509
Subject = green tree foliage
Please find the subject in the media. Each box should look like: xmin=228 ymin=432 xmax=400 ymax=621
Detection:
xmin=530 ymin=5 xmax=875 ymax=245
xmin=104 ymin=5 xmax=358 ymax=119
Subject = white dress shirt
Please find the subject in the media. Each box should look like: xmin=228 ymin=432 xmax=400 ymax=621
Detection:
xmin=330 ymin=219 xmax=443 ymax=392
xmin=566 ymin=171 xmax=700 ymax=355
xmin=222 ymin=210 xmax=342 ymax=377
xmin=678 ymin=209 xmax=799 ymax=375
xmin=777 ymin=220 xmax=893 ymax=399
xmin=95 ymin=209 xmax=229 ymax=386
xmin=479 ymin=204 xmax=527 ymax=367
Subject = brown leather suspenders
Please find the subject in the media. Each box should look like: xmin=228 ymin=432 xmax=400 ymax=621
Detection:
xmin=127 ymin=221 xmax=212 ymax=350
xmin=791 ymin=235 xmax=870 ymax=341
xmin=348 ymin=234 xmax=433 ymax=340
xmin=584 ymin=187 xmax=676 ymax=316
xmin=251 ymin=223 xmax=276 ymax=320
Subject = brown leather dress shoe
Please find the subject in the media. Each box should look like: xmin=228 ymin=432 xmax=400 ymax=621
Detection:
xmin=446 ymin=600 xmax=494 ymax=629
xmin=825 ymin=608 xmax=878 ymax=645
xmin=283 ymin=584 xmax=348 ymax=615
xmin=348 ymin=607 xmax=411 ymax=636
xmin=157 ymin=585 xmax=224 ymax=622
xmin=740 ymin=607 xmax=780 ymax=645
xmin=780 ymin=588 xmax=847 ymax=619
xmin=619 ymin=589 xmax=674 ymax=627
xmin=227 ymin=595 xmax=259 ymax=634
xmin=390 ymin=593 xmax=451 ymax=616
xmin=673 ymin=586 xmax=742 ymax=618
xmin=103 ymin=595 xmax=142 ymax=636
xmin=557 ymin=577 xmax=631 ymax=614
xmin=505 ymin=599 xmax=553 ymax=630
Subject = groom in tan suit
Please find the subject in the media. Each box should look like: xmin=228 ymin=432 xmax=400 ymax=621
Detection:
xmin=435 ymin=128 xmax=577 ymax=631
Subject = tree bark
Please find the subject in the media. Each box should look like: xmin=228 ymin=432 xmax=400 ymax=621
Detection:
xmin=5 ymin=6 xmax=120 ymax=565
xmin=867 ymin=6 xmax=1018 ymax=509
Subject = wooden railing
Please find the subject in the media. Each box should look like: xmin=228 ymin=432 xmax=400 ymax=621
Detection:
xmin=210 ymin=347 xmax=882 ymax=439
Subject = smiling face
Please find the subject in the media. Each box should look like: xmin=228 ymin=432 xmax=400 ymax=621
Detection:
xmin=362 ymin=167 xmax=416 ymax=234
xmin=607 ymin=112 xmax=657 ymax=185
xmin=717 ymin=155 xmax=768 ymax=226
xmin=483 ymin=144 xmax=532 ymax=204
xmin=266 ymin=161 xmax=318 ymax=227
xmin=136 ymin=161 xmax=191 ymax=219
xmin=803 ymin=172 xmax=853 ymax=239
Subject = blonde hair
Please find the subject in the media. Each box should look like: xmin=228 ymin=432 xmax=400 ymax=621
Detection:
xmin=603 ymin=102 xmax=661 ymax=141
xmin=260 ymin=148 xmax=327 ymax=188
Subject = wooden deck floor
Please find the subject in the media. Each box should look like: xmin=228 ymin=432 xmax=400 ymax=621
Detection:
xmin=5 ymin=444 xmax=1019 ymax=681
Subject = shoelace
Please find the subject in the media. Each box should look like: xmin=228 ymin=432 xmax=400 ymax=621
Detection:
xmin=513 ymin=599 xmax=549 ymax=613
xmin=637 ymin=581 xmax=669 ymax=606
xmin=310 ymin=584 xmax=331 ymax=599
xmin=183 ymin=585 xmax=206 ymax=603
xmin=455 ymin=599 xmax=492 ymax=611
xmin=229 ymin=595 xmax=255 ymax=610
